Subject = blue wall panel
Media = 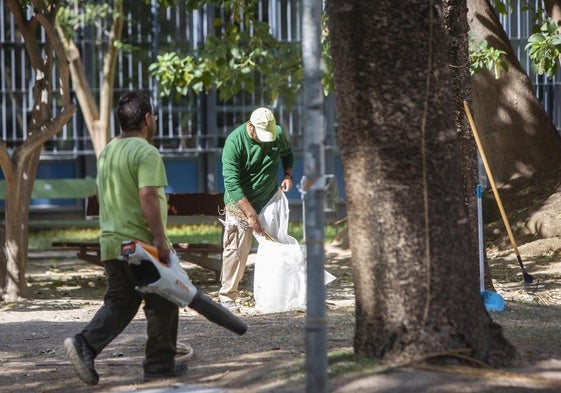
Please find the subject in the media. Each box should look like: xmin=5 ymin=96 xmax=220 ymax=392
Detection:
xmin=164 ymin=159 xmax=199 ymax=193
xmin=32 ymin=161 xmax=78 ymax=207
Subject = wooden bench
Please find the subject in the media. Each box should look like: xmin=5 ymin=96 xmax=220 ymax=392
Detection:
xmin=51 ymin=192 xmax=225 ymax=280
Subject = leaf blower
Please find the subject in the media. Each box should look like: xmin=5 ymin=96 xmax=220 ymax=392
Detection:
xmin=120 ymin=240 xmax=247 ymax=335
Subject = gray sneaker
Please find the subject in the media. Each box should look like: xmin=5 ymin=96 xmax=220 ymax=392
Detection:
xmin=64 ymin=335 xmax=99 ymax=385
xmin=221 ymin=299 xmax=240 ymax=314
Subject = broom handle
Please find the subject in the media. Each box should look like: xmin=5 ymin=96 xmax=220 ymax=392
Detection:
xmin=463 ymin=101 xmax=521 ymax=257
xmin=477 ymin=184 xmax=485 ymax=292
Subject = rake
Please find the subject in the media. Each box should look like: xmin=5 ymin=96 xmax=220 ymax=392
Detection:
xmin=464 ymin=101 xmax=534 ymax=287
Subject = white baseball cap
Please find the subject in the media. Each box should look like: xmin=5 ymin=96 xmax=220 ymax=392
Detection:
xmin=250 ymin=107 xmax=277 ymax=142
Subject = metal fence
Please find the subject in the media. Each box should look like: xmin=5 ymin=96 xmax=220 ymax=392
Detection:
xmin=498 ymin=0 xmax=561 ymax=132
xmin=5 ymin=1 xmax=556 ymax=193
xmin=0 ymin=0 xmax=336 ymax=164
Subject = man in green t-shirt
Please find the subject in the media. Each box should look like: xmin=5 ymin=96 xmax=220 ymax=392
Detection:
xmin=220 ymin=107 xmax=295 ymax=313
xmin=64 ymin=91 xmax=185 ymax=385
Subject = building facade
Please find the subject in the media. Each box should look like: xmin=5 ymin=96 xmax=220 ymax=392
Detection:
xmin=1 ymin=1 xmax=557 ymax=213
xmin=0 ymin=0 xmax=341 ymax=212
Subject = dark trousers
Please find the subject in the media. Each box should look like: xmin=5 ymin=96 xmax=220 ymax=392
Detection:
xmin=80 ymin=259 xmax=179 ymax=373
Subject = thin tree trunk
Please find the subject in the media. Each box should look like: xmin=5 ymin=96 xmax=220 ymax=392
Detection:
xmin=3 ymin=152 xmax=39 ymax=301
xmin=544 ymin=0 xmax=561 ymax=23
xmin=1 ymin=0 xmax=76 ymax=301
xmin=56 ymin=24 xmax=100 ymax=147
xmin=95 ymin=0 xmax=123 ymax=156
xmin=0 ymin=227 xmax=5 ymax=291
xmin=56 ymin=0 xmax=124 ymax=157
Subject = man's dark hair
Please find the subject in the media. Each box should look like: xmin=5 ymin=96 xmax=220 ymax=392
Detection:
xmin=117 ymin=91 xmax=153 ymax=131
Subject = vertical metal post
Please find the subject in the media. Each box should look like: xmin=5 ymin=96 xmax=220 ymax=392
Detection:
xmin=302 ymin=0 xmax=327 ymax=392
xmin=205 ymin=5 xmax=217 ymax=193
xmin=150 ymin=0 xmax=160 ymax=108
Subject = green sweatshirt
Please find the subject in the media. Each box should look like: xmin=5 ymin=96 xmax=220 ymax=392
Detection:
xmin=222 ymin=122 xmax=294 ymax=213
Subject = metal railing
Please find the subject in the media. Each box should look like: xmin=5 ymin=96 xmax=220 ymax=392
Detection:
xmin=498 ymin=0 xmax=561 ymax=132
xmin=1 ymin=0 xmax=336 ymax=161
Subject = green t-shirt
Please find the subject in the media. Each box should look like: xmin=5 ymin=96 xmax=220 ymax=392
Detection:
xmin=222 ymin=122 xmax=294 ymax=213
xmin=97 ymin=137 xmax=169 ymax=260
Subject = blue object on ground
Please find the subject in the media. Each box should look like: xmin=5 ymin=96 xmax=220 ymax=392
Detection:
xmin=481 ymin=290 xmax=505 ymax=312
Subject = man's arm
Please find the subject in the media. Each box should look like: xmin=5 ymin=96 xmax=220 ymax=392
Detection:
xmin=139 ymin=186 xmax=170 ymax=262
xmin=279 ymin=127 xmax=295 ymax=192
xmin=236 ymin=196 xmax=264 ymax=235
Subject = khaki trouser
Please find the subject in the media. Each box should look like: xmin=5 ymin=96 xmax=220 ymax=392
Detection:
xmin=219 ymin=212 xmax=253 ymax=302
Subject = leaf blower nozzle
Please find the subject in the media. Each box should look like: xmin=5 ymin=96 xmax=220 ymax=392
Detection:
xmin=120 ymin=240 xmax=247 ymax=335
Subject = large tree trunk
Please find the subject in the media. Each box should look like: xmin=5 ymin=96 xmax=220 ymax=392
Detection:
xmin=327 ymin=0 xmax=514 ymax=365
xmin=442 ymin=0 xmax=496 ymax=289
xmin=468 ymin=0 xmax=561 ymax=188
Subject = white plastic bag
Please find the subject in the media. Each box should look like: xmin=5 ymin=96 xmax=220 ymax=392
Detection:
xmin=253 ymin=189 xmax=336 ymax=313
xmin=253 ymin=240 xmax=307 ymax=313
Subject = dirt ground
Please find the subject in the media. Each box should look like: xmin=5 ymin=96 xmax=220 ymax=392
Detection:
xmin=2 ymin=238 xmax=561 ymax=393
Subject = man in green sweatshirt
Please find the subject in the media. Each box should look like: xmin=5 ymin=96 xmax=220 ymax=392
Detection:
xmin=220 ymin=107 xmax=295 ymax=313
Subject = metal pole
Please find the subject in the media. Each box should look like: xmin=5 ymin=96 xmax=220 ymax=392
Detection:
xmin=150 ymin=0 xmax=160 ymax=108
xmin=302 ymin=0 xmax=327 ymax=392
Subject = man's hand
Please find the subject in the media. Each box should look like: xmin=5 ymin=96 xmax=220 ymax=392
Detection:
xmin=237 ymin=197 xmax=264 ymax=235
xmin=281 ymin=177 xmax=292 ymax=192
xmin=281 ymin=172 xmax=293 ymax=192
xmin=154 ymin=239 xmax=171 ymax=263
xmin=246 ymin=211 xmax=264 ymax=235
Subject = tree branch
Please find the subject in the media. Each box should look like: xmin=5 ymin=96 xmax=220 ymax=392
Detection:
xmin=31 ymin=0 xmax=73 ymax=106
xmin=55 ymin=25 xmax=100 ymax=136
xmin=0 ymin=141 xmax=16 ymax=184
xmin=7 ymin=0 xmax=43 ymax=70
xmin=16 ymin=104 xmax=76 ymax=164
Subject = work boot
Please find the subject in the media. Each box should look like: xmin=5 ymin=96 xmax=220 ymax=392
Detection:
xmin=64 ymin=334 xmax=99 ymax=385
xmin=143 ymin=362 xmax=188 ymax=382
xmin=220 ymin=299 xmax=240 ymax=314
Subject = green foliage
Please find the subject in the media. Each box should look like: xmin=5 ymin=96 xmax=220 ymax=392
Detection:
xmin=167 ymin=223 xmax=224 ymax=244
xmin=469 ymin=35 xmax=508 ymax=79
xmin=491 ymin=0 xmax=531 ymax=15
xmin=56 ymin=3 xmax=111 ymax=38
xmin=29 ymin=227 xmax=100 ymax=250
xmin=525 ymin=18 xmax=561 ymax=79
xmin=321 ymin=14 xmax=334 ymax=96
xmin=149 ymin=0 xmax=334 ymax=108
xmin=149 ymin=2 xmax=303 ymax=107
xmin=29 ymin=222 xmax=339 ymax=250
xmin=491 ymin=0 xmax=509 ymax=15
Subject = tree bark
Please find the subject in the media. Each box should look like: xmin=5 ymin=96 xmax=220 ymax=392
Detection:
xmin=327 ymin=0 xmax=514 ymax=366
xmin=56 ymin=0 xmax=124 ymax=158
xmin=442 ymin=0 xmax=495 ymax=290
xmin=1 ymin=0 xmax=76 ymax=301
xmin=544 ymin=0 xmax=561 ymax=24
xmin=0 ymin=227 xmax=5 ymax=291
xmin=468 ymin=0 xmax=561 ymax=188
